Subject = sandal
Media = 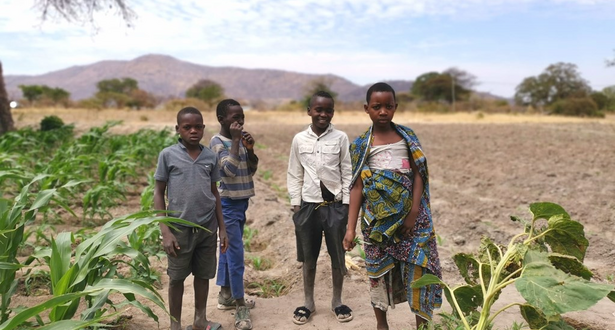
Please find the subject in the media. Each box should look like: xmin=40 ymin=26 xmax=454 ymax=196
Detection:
xmin=333 ymin=305 xmax=353 ymax=323
xmin=292 ymin=306 xmax=315 ymax=325
xmin=235 ymin=305 xmax=252 ymax=330
xmin=217 ymin=293 xmax=256 ymax=310
xmin=185 ymin=323 xmax=221 ymax=330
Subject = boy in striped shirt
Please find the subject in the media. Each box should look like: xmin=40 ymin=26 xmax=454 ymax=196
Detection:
xmin=210 ymin=99 xmax=258 ymax=330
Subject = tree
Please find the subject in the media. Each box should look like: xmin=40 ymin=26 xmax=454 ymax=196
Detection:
xmin=97 ymin=77 xmax=138 ymax=94
xmin=411 ymin=71 xmax=471 ymax=104
xmin=515 ymin=62 xmax=591 ymax=107
xmin=35 ymin=0 xmax=135 ymax=26
xmin=607 ymin=50 xmax=615 ymax=67
xmin=602 ymin=85 xmax=615 ymax=111
xmin=0 ymin=0 xmax=134 ymax=135
xmin=0 ymin=62 xmax=14 ymax=135
xmin=443 ymin=67 xmax=478 ymax=90
xmin=301 ymin=78 xmax=338 ymax=108
xmin=18 ymin=84 xmax=70 ymax=105
xmin=91 ymin=77 xmax=154 ymax=109
xmin=185 ymin=79 xmax=225 ymax=105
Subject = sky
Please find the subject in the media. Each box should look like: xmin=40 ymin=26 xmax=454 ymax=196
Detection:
xmin=0 ymin=0 xmax=614 ymax=98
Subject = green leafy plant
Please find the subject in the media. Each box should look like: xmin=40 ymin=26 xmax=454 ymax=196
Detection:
xmin=248 ymin=256 xmax=271 ymax=271
xmin=39 ymin=116 xmax=65 ymax=131
xmin=247 ymin=279 xmax=287 ymax=298
xmin=412 ymin=202 xmax=615 ymax=330
xmin=3 ymin=211 xmax=206 ymax=329
xmin=243 ymin=226 xmax=258 ymax=252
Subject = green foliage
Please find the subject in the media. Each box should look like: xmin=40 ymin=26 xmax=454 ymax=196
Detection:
xmin=301 ymin=78 xmax=338 ymax=108
xmin=590 ymin=91 xmax=608 ymax=110
xmin=549 ymin=97 xmax=603 ymax=118
xmin=185 ymin=79 xmax=224 ymax=105
xmin=248 ymin=256 xmax=272 ymax=271
xmin=92 ymin=78 xmax=154 ymax=109
xmin=243 ymin=226 xmax=258 ymax=252
xmin=0 ymin=122 xmax=175 ymax=223
xmin=97 ymin=78 xmax=138 ymax=94
xmin=247 ymin=279 xmax=287 ymax=298
xmin=601 ymin=85 xmax=615 ymax=111
xmin=412 ymin=68 xmax=473 ymax=104
xmin=514 ymin=62 xmax=591 ymax=107
xmin=39 ymin=116 xmax=65 ymax=132
xmin=0 ymin=175 xmax=80 ymax=323
xmin=18 ymin=85 xmax=70 ymax=106
xmin=412 ymin=202 xmax=614 ymax=330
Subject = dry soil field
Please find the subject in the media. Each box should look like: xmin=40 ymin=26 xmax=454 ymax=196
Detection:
xmin=11 ymin=108 xmax=615 ymax=330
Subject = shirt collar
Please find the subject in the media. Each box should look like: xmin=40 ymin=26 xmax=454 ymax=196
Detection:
xmin=177 ymin=138 xmax=204 ymax=150
xmin=307 ymin=123 xmax=334 ymax=137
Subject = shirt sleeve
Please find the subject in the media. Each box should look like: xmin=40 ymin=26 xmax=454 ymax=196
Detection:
xmin=210 ymin=136 xmax=241 ymax=178
xmin=247 ymin=152 xmax=258 ymax=176
xmin=287 ymin=135 xmax=304 ymax=206
xmin=339 ymin=133 xmax=352 ymax=204
xmin=211 ymin=152 xmax=221 ymax=183
xmin=154 ymin=149 xmax=169 ymax=182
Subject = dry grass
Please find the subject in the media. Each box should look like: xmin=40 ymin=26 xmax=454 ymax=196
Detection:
xmin=13 ymin=107 xmax=615 ymax=131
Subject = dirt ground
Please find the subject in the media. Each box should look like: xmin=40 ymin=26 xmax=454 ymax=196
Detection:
xmin=11 ymin=109 xmax=615 ymax=330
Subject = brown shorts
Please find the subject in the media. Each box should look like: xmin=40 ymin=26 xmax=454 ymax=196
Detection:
xmin=166 ymin=226 xmax=217 ymax=281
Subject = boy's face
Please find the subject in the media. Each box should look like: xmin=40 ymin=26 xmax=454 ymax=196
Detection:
xmin=364 ymin=91 xmax=398 ymax=127
xmin=176 ymin=113 xmax=204 ymax=147
xmin=218 ymin=105 xmax=244 ymax=129
xmin=307 ymin=96 xmax=334 ymax=132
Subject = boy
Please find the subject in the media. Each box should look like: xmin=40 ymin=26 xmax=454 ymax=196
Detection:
xmin=287 ymin=91 xmax=353 ymax=325
xmin=154 ymin=106 xmax=228 ymax=330
xmin=210 ymin=99 xmax=258 ymax=330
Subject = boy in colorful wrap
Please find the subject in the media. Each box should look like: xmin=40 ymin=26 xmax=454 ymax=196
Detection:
xmin=343 ymin=82 xmax=442 ymax=330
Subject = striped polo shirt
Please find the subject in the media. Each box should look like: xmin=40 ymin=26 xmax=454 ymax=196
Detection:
xmin=210 ymin=134 xmax=258 ymax=199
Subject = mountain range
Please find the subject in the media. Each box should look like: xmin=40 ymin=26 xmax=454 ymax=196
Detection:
xmin=4 ymin=54 xmax=414 ymax=103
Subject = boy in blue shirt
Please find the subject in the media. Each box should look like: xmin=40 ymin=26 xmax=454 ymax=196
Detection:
xmin=154 ymin=106 xmax=228 ymax=330
xmin=210 ymin=99 xmax=258 ymax=330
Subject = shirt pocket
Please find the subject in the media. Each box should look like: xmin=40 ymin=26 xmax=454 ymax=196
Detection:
xmin=299 ymin=144 xmax=315 ymax=167
xmin=322 ymin=142 xmax=340 ymax=165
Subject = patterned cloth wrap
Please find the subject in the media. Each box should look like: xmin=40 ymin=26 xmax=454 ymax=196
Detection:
xmin=349 ymin=123 xmax=442 ymax=280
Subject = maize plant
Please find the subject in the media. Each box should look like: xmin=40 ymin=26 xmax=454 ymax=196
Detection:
xmin=0 ymin=173 xmax=80 ymax=324
xmin=2 ymin=211 xmax=209 ymax=329
xmin=412 ymin=202 xmax=615 ymax=330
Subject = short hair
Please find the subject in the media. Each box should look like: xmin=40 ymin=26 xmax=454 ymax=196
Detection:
xmin=216 ymin=99 xmax=241 ymax=118
xmin=309 ymin=90 xmax=334 ymax=108
xmin=177 ymin=106 xmax=202 ymax=124
xmin=366 ymin=82 xmax=396 ymax=103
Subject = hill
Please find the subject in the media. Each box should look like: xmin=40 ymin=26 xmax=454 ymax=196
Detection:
xmin=5 ymin=54 xmax=413 ymax=103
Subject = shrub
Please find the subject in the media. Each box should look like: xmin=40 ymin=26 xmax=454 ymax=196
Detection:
xmin=590 ymin=91 xmax=608 ymax=110
xmin=549 ymin=97 xmax=603 ymax=118
xmin=40 ymin=116 xmax=65 ymax=131
xmin=162 ymin=98 xmax=211 ymax=112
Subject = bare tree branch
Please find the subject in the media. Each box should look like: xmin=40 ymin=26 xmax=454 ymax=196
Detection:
xmin=35 ymin=0 xmax=135 ymax=26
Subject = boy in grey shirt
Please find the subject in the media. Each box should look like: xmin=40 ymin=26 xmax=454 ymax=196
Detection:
xmin=154 ymin=106 xmax=228 ymax=330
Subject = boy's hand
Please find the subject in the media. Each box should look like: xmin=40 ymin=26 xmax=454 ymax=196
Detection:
xmin=230 ymin=122 xmax=243 ymax=140
xmin=162 ymin=232 xmax=180 ymax=257
xmin=219 ymin=229 xmax=229 ymax=253
xmin=342 ymin=230 xmax=356 ymax=252
xmin=242 ymin=131 xmax=255 ymax=150
xmin=292 ymin=205 xmax=300 ymax=213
